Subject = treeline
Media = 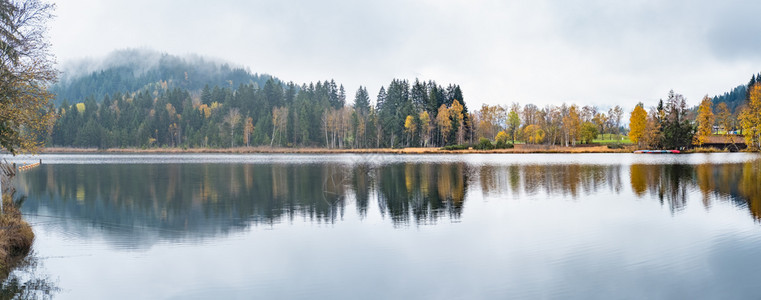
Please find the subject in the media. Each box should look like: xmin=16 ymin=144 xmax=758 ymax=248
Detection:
xmin=469 ymin=103 xmax=625 ymax=147
xmin=49 ymin=78 xmax=474 ymax=149
xmin=469 ymin=72 xmax=761 ymax=150
xmin=629 ymin=82 xmax=761 ymax=151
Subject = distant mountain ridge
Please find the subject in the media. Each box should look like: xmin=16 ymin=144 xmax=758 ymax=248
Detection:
xmin=711 ymin=72 xmax=760 ymax=113
xmin=711 ymin=85 xmax=746 ymax=113
xmin=51 ymin=49 xmax=279 ymax=105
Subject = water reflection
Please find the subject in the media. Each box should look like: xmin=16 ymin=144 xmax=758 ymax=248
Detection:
xmin=16 ymin=163 xmax=471 ymax=241
xmin=629 ymin=164 xmax=694 ymax=212
xmin=628 ymin=161 xmax=761 ymax=219
xmin=18 ymin=164 xmax=352 ymax=238
xmin=0 ymin=253 xmax=59 ymax=299
xmin=478 ymin=164 xmax=623 ymax=198
xmin=375 ymin=163 xmax=467 ymax=225
xmin=14 ymin=159 xmax=761 ymax=247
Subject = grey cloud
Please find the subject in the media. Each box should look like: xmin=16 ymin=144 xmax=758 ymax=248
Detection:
xmin=50 ymin=0 xmax=761 ymax=108
xmin=704 ymin=2 xmax=761 ymax=61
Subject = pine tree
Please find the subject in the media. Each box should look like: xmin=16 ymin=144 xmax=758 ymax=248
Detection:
xmin=661 ymin=91 xmax=694 ymax=149
xmin=353 ymin=86 xmax=370 ymax=116
xmin=201 ymin=84 xmax=212 ymax=105
xmin=376 ymin=87 xmax=386 ymax=110
xmin=338 ymin=84 xmax=346 ymax=108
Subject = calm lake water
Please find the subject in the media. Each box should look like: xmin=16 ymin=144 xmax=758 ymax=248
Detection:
xmin=3 ymin=153 xmax=761 ymax=299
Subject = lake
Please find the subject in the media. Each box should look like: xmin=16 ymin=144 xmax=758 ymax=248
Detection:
xmin=3 ymin=153 xmax=761 ymax=299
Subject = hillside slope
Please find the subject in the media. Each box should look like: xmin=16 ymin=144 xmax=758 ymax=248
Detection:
xmin=51 ymin=49 xmax=278 ymax=105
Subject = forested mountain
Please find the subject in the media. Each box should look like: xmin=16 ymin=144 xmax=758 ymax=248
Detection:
xmin=711 ymin=72 xmax=760 ymax=113
xmin=50 ymin=49 xmax=278 ymax=106
xmin=48 ymin=50 xmax=472 ymax=149
xmin=48 ymin=50 xmax=759 ymax=151
xmin=712 ymin=85 xmax=747 ymax=113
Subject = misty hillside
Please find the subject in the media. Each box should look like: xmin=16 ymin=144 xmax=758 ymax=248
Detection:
xmin=51 ymin=49 xmax=279 ymax=105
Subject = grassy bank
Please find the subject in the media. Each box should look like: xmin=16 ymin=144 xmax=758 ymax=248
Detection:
xmin=0 ymin=195 xmax=34 ymax=279
xmin=43 ymin=144 xmax=636 ymax=154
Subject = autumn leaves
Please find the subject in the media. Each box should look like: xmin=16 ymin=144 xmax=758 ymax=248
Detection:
xmin=739 ymin=84 xmax=761 ymax=150
xmin=629 ymin=85 xmax=761 ymax=151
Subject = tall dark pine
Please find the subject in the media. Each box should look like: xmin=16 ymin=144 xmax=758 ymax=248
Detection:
xmin=747 ymin=73 xmax=759 ymax=100
xmin=661 ymin=90 xmax=694 ymax=150
xmin=338 ymin=84 xmax=346 ymax=108
xmin=353 ymin=86 xmax=370 ymax=116
xmin=376 ymin=86 xmax=387 ymax=110
xmin=201 ymin=84 xmax=212 ymax=105
xmin=411 ymin=79 xmax=428 ymax=112
xmin=328 ymin=79 xmax=341 ymax=108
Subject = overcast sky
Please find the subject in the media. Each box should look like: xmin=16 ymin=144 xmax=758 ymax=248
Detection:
xmin=50 ymin=0 xmax=761 ymax=110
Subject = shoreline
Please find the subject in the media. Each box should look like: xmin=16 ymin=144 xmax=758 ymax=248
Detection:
xmin=0 ymin=195 xmax=34 ymax=279
xmin=36 ymin=145 xmax=744 ymax=154
xmin=40 ymin=145 xmax=641 ymax=154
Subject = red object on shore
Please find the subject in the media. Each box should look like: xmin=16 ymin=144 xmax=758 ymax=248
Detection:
xmin=633 ymin=150 xmax=681 ymax=154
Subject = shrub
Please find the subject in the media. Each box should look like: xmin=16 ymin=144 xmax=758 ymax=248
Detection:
xmin=607 ymin=143 xmax=623 ymax=149
xmin=1 ymin=195 xmax=35 ymax=275
xmin=441 ymin=144 xmax=469 ymax=151
xmin=474 ymin=137 xmax=495 ymax=150
xmin=495 ymin=140 xmax=514 ymax=149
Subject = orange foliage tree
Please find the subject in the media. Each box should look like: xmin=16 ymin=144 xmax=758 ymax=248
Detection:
xmin=740 ymin=83 xmax=761 ymax=150
xmin=694 ymin=96 xmax=714 ymax=146
xmin=628 ymin=103 xmax=647 ymax=147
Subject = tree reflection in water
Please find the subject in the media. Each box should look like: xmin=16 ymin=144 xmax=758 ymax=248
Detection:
xmin=0 ymin=252 xmax=59 ymax=299
xmin=630 ymin=160 xmax=761 ymax=219
xmin=13 ymin=159 xmax=761 ymax=246
xmin=375 ymin=163 xmax=467 ymax=225
xmin=16 ymin=162 xmax=470 ymax=237
xmin=479 ymin=164 xmax=623 ymax=199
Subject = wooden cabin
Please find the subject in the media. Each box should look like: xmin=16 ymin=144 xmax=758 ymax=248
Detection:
xmin=699 ymin=135 xmax=747 ymax=151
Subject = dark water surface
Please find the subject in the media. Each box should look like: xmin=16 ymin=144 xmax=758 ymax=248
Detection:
xmin=4 ymin=153 xmax=761 ymax=299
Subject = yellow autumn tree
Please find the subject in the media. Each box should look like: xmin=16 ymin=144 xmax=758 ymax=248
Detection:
xmin=450 ymin=100 xmax=465 ymax=144
xmin=523 ymin=124 xmax=545 ymax=144
xmin=694 ymin=96 xmax=714 ymax=146
xmin=563 ymin=105 xmax=581 ymax=145
xmin=198 ymin=104 xmax=212 ymax=118
xmin=715 ymin=102 xmax=731 ymax=134
xmin=419 ymin=111 xmax=432 ymax=147
xmin=244 ymin=117 xmax=254 ymax=147
xmin=404 ymin=115 xmax=416 ymax=147
xmin=494 ymin=131 xmax=509 ymax=144
xmin=640 ymin=113 xmax=662 ymax=149
xmin=628 ymin=104 xmax=647 ymax=146
xmin=437 ymin=104 xmax=452 ymax=145
xmin=740 ymin=83 xmax=761 ymax=150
